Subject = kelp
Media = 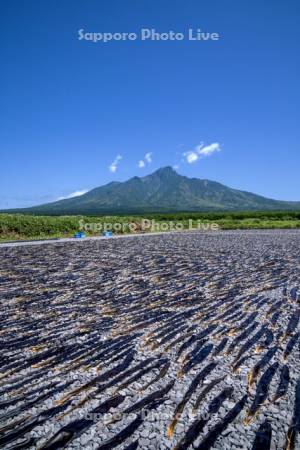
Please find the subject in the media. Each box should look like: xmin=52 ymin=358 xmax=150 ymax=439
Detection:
xmin=284 ymin=333 xmax=300 ymax=360
xmin=138 ymin=360 xmax=171 ymax=391
xmin=96 ymin=415 xmax=143 ymax=450
xmin=251 ymin=420 xmax=272 ymax=450
xmin=167 ymin=362 xmax=217 ymax=438
xmin=212 ymin=338 xmax=228 ymax=356
xmin=246 ymin=362 xmax=279 ymax=423
xmin=195 ymin=395 xmax=248 ymax=450
xmin=1 ymin=230 xmax=300 ymax=449
xmin=273 ymin=365 xmax=290 ymax=402
xmin=284 ymin=379 xmax=300 ymax=450
xmin=283 ymin=310 xmax=300 ymax=340
xmin=174 ymin=387 xmax=233 ymax=450
xmin=0 ymin=417 xmax=39 ymax=447
xmin=226 ymin=322 xmax=259 ymax=354
xmin=247 ymin=347 xmax=278 ymax=389
xmin=41 ymin=395 xmax=125 ymax=449
xmin=118 ymin=380 xmax=175 ymax=418
xmin=192 ymin=376 xmax=226 ymax=412
xmin=179 ymin=344 xmax=213 ymax=376
xmin=115 ymin=358 xmax=168 ymax=393
xmin=232 ymin=326 xmax=268 ymax=366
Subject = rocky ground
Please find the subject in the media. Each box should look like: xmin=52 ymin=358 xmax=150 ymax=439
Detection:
xmin=0 ymin=230 xmax=300 ymax=450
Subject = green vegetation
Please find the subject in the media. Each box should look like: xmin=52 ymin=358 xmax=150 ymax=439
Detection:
xmin=0 ymin=211 xmax=300 ymax=242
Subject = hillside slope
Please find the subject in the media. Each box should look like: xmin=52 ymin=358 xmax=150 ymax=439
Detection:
xmin=8 ymin=167 xmax=300 ymax=214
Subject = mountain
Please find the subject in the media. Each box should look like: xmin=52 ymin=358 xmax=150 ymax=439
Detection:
xmin=8 ymin=167 xmax=300 ymax=214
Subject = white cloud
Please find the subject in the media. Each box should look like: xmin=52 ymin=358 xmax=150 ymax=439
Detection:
xmin=184 ymin=151 xmax=199 ymax=164
xmin=184 ymin=142 xmax=222 ymax=164
xmin=138 ymin=152 xmax=153 ymax=168
xmin=57 ymin=190 xmax=88 ymax=201
xmin=145 ymin=152 xmax=152 ymax=163
xmin=109 ymin=154 xmax=122 ymax=173
xmin=173 ymin=164 xmax=179 ymax=170
xmin=197 ymin=142 xmax=221 ymax=156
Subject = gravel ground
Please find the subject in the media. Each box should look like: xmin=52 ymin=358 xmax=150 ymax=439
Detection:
xmin=0 ymin=230 xmax=300 ymax=450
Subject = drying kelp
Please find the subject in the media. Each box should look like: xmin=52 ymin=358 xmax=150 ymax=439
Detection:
xmin=174 ymin=387 xmax=233 ymax=450
xmin=284 ymin=379 xmax=300 ymax=450
xmin=1 ymin=230 xmax=300 ymax=450
xmin=256 ymin=329 xmax=274 ymax=352
xmin=270 ymin=311 xmax=281 ymax=327
xmin=122 ymin=380 xmax=175 ymax=415
xmin=284 ymin=333 xmax=300 ymax=360
xmin=177 ymin=325 xmax=216 ymax=362
xmin=283 ymin=310 xmax=300 ymax=340
xmin=226 ymin=322 xmax=259 ymax=354
xmin=0 ymin=416 xmax=40 ymax=447
xmin=138 ymin=360 xmax=171 ymax=391
xmin=179 ymin=344 xmax=213 ymax=376
xmin=192 ymin=375 xmax=226 ymax=412
xmin=232 ymin=326 xmax=268 ymax=365
xmin=273 ymin=365 xmax=290 ymax=402
xmin=266 ymin=300 xmax=283 ymax=318
xmin=290 ymin=287 xmax=300 ymax=303
xmin=246 ymin=362 xmax=279 ymax=423
xmin=247 ymin=347 xmax=278 ymax=389
xmin=211 ymin=337 xmax=228 ymax=356
xmin=41 ymin=395 xmax=125 ymax=449
xmin=251 ymin=420 xmax=272 ymax=450
xmin=167 ymin=362 xmax=217 ymax=438
xmin=195 ymin=395 xmax=248 ymax=449
xmin=96 ymin=414 xmax=144 ymax=450
xmin=114 ymin=358 xmax=169 ymax=393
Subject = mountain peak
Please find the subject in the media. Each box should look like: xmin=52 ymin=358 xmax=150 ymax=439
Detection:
xmin=150 ymin=166 xmax=179 ymax=179
xmin=154 ymin=166 xmax=177 ymax=174
xmin=16 ymin=166 xmax=300 ymax=214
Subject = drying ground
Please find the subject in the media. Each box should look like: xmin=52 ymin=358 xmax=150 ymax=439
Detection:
xmin=0 ymin=230 xmax=300 ymax=450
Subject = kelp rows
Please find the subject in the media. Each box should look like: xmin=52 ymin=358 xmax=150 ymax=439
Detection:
xmin=0 ymin=230 xmax=300 ymax=449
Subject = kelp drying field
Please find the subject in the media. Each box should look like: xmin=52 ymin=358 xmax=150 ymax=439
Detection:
xmin=0 ymin=230 xmax=300 ymax=449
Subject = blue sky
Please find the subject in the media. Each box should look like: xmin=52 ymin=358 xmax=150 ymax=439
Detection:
xmin=1 ymin=0 xmax=300 ymax=208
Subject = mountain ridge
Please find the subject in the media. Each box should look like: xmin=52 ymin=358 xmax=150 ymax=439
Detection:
xmin=4 ymin=167 xmax=300 ymax=215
